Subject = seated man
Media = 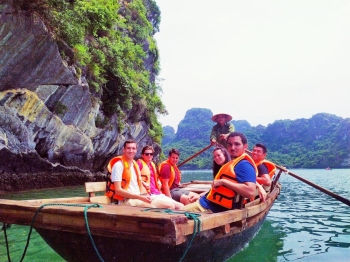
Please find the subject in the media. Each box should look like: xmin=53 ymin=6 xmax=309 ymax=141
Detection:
xmin=105 ymin=139 xmax=152 ymax=207
xmin=251 ymin=143 xmax=276 ymax=192
xmin=183 ymin=132 xmax=257 ymax=213
xmin=158 ymin=148 xmax=200 ymax=205
xmin=137 ymin=145 xmax=184 ymax=210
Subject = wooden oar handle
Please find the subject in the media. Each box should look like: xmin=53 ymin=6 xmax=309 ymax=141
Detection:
xmin=245 ymin=149 xmax=350 ymax=206
xmin=178 ymin=144 xmax=213 ymax=167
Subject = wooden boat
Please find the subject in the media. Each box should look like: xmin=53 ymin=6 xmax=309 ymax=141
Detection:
xmin=0 ymin=175 xmax=282 ymax=262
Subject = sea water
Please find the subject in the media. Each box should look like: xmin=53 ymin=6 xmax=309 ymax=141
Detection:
xmin=1 ymin=169 xmax=349 ymax=262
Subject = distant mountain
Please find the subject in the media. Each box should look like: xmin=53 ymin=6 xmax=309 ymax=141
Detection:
xmin=162 ymin=126 xmax=176 ymax=145
xmin=162 ymin=108 xmax=350 ymax=169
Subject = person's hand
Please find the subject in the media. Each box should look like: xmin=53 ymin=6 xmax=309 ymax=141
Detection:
xmin=212 ymin=179 xmax=224 ymax=189
xmin=257 ymin=185 xmax=267 ymax=202
xmin=189 ymin=194 xmax=200 ymax=203
xmin=142 ymin=181 xmax=150 ymax=190
xmin=210 ymin=139 xmax=217 ymax=145
xmin=219 ymin=134 xmax=228 ymax=140
xmin=280 ymin=166 xmax=289 ymax=173
xmin=139 ymin=195 xmax=152 ymax=203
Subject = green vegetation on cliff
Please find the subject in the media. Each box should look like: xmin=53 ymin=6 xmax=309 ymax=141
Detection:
xmin=7 ymin=0 xmax=166 ymax=142
xmin=163 ymin=109 xmax=350 ymax=169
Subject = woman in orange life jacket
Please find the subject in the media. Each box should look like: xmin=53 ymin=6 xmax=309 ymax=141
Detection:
xmin=137 ymin=145 xmax=184 ymax=210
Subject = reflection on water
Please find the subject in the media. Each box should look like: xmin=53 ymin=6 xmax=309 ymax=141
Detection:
xmin=1 ymin=169 xmax=349 ymax=262
xmin=267 ymin=169 xmax=350 ymax=262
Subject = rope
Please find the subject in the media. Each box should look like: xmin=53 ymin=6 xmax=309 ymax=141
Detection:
xmin=178 ymin=212 xmax=201 ymax=262
xmin=3 ymin=223 xmax=12 ymax=262
xmin=83 ymin=205 xmax=105 ymax=262
xmin=142 ymin=208 xmax=202 ymax=262
xmin=15 ymin=203 xmax=103 ymax=262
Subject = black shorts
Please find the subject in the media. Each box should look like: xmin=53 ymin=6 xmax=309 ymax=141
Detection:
xmin=170 ymin=188 xmax=190 ymax=202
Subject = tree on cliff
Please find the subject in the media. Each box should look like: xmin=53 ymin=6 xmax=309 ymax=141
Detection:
xmin=2 ymin=0 xmax=166 ymax=142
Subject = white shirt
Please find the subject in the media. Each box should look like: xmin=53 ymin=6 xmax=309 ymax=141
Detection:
xmin=111 ymin=160 xmax=141 ymax=195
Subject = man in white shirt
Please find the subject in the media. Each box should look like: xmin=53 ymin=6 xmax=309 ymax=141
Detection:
xmin=107 ymin=139 xmax=152 ymax=207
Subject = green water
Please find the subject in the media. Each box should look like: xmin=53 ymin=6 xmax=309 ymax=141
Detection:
xmin=1 ymin=169 xmax=350 ymax=261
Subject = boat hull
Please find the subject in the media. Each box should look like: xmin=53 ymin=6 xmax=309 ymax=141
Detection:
xmin=37 ymin=213 xmax=267 ymax=262
xmin=0 ymin=182 xmax=281 ymax=262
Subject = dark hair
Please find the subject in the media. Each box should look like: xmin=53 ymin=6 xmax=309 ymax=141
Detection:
xmin=227 ymin=132 xmax=248 ymax=145
xmin=123 ymin=139 xmax=137 ymax=148
xmin=212 ymin=146 xmax=231 ymax=178
xmin=168 ymin=148 xmax=180 ymax=156
xmin=141 ymin=145 xmax=154 ymax=154
xmin=255 ymin=143 xmax=267 ymax=153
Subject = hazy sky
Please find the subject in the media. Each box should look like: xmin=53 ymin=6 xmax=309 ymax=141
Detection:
xmin=154 ymin=0 xmax=350 ymax=129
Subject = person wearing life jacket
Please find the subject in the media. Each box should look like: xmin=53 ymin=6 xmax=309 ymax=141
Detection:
xmin=158 ymin=148 xmax=200 ymax=205
xmin=136 ymin=145 xmax=184 ymax=210
xmin=105 ymin=139 xmax=152 ymax=207
xmin=183 ymin=132 xmax=258 ymax=213
xmin=251 ymin=143 xmax=276 ymax=192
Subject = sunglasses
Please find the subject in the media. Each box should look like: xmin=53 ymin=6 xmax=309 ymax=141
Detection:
xmin=144 ymin=153 xmax=154 ymax=156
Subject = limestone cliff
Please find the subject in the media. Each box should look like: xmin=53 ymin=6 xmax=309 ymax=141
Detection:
xmin=0 ymin=1 xmax=162 ymax=191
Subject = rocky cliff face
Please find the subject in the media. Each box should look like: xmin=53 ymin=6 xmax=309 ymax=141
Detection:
xmin=0 ymin=3 xmax=160 ymax=191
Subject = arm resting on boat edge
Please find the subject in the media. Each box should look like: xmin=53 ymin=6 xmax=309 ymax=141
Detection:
xmin=256 ymin=183 xmax=267 ymax=202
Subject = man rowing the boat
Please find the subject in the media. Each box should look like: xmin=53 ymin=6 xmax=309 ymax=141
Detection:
xmin=105 ymin=139 xmax=153 ymax=207
xmin=251 ymin=143 xmax=276 ymax=192
xmin=183 ymin=132 xmax=257 ymax=213
xmin=210 ymin=112 xmax=235 ymax=147
xmin=159 ymin=148 xmax=200 ymax=205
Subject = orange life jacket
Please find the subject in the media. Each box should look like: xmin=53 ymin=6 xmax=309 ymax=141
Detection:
xmin=158 ymin=160 xmax=181 ymax=191
xmin=105 ymin=156 xmax=142 ymax=200
xmin=255 ymin=160 xmax=276 ymax=179
xmin=206 ymin=153 xmax=257 ymax=209
xmin=137 ymin=159 xmax=161 ymax=192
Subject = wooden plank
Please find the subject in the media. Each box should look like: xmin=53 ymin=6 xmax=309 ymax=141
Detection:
xmin=246 ymin=186 xmax=279 ymax=217
xmin=24 ymin=197 xmax=90 ymax=203
xmin=85 ymin=182 xmax=106 ymax=193
xmin=90 ymin=196 xmax=111 ymax=204
xmin=182 ymin=184 xmax=211 ymax=188
xmin=0 ymin=201 xmax=179 ymax=244
xmin=175 ymin=209 xmax=247 ymax=237
xmin=244 ymin=198 xmax=260 ymax=208
xmin=187 ymin=180 xmax=212 ymax=184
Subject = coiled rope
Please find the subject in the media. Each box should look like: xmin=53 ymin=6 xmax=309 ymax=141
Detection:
xmin=142 ymin=208 xmax=202 ymax=262
xmin=2 ymin=203 xmax=104 ymax=262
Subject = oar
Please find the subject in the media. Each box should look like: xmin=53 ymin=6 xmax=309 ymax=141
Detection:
xmin=178 ymin=144 xmax=213 ymax=167
xmin=246 ymin=150 xmax=350 ymax=207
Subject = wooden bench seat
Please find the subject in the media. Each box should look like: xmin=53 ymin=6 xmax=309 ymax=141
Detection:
xmin=85 ymin=182 xmax=111 ymax=204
